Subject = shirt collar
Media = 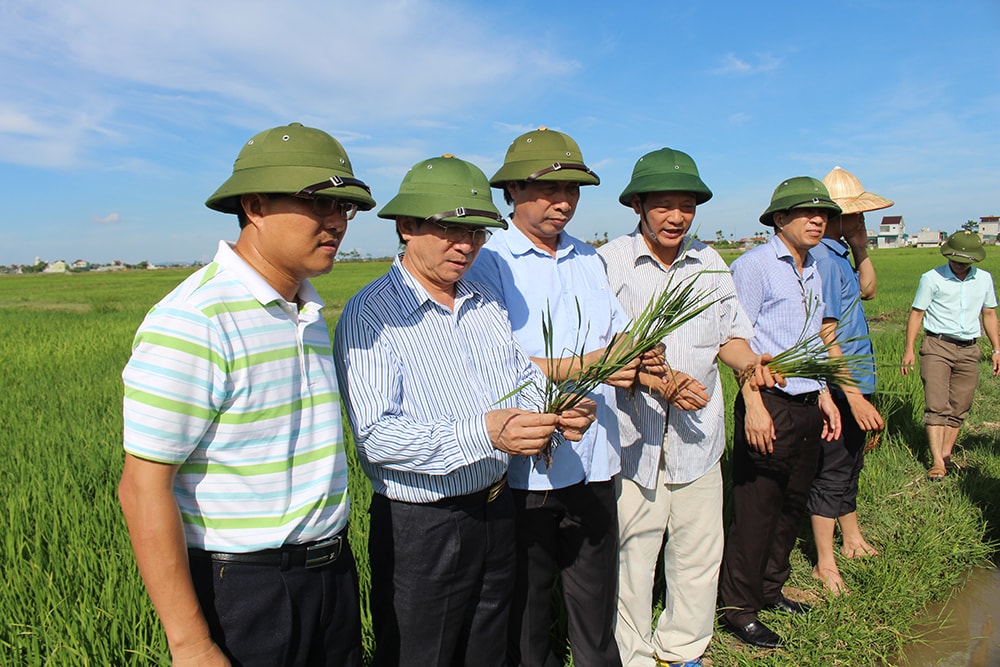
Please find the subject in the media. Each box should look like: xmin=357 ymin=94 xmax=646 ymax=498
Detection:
xmin=768 ymin=233 xmax=816 ymax=269
xmin=628 ymin=226 xmax=702 ymax=270
xmin=505 ymin=216 xmax=576 ymax=259
xmin=819 ymin=236 xmax=850 ymax=258
xmin=944 ymin=263 xmax=976 ymax=281
xmin=390 ymin=253 xmax=483 ymax=317
xmin=214 ymin=241 xmax=324 ymax=311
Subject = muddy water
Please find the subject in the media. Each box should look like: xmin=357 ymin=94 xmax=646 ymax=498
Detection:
xmin=897 ymin=568 xmax=1000 ymax=666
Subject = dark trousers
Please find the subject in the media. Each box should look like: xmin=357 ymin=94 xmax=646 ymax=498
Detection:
xmin=808 ymin=391 xmax=870 ymax=518
xmin=508 ymin=480 xmax=621 ymax=667
xmin=719 ymin=392 xmax=822 ymax=627
xmin=368 ymin=487 xmax=515 ymax=667
xmin=188 ymin=537 xmax=362 ymax=667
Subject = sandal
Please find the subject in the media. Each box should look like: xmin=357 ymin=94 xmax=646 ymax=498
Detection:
xmin=927 ymin=465 xmax=946 ymax=481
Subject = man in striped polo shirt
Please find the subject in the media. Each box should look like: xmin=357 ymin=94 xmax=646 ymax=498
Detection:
xmin=119 ymin=123 xmax=374 ymax=667
xmin=334 ymin=155 xmax=595 ymax=667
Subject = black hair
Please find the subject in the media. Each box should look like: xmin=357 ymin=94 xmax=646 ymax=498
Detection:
xmin=502 ymin=181 xmax=527 ymax=206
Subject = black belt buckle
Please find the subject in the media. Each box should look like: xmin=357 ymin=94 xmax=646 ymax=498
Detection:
xmin=304 ymin=535 xmax=342 ymax=569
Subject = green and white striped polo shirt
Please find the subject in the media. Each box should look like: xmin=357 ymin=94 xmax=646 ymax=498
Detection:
xmin=123 ymin=241 xmax=350 ymax=552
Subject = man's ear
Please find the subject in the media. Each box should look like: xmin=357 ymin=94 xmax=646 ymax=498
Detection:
xmin=240 ymin=193 xmax=268 ymax=224
xmin=396 ymin=217 xmax=417 ymax=242
xmin=630 ymin=194 xmax=643 ymax=216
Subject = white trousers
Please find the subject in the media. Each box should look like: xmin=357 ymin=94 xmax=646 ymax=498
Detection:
xmin=615 ymin=462 xmax=724 ymax=666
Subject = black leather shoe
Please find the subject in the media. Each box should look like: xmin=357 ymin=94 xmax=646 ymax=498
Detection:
xmin=724 ymin=619 xmax=784 ymax=649
xmin=767 ymin=596 xmax=811 ymax=615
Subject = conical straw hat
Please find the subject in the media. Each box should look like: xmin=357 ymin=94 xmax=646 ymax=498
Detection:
xmin=821 ymin=166 xmax=894 ymax=214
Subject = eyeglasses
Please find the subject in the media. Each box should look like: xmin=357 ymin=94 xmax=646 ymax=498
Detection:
xmin=429 ymin=221 xmax=493 ymax=245
xmin=286 ymin=194 xmax=359 ymax=221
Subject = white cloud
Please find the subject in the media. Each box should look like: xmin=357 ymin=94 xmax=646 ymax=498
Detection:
xmin=0 ymin=0 xmax=579 ymax=169
xmin=713 ymin=52 xmax=781 ymax=75
xmin=92 ymin=213 xmax=121 ymax=224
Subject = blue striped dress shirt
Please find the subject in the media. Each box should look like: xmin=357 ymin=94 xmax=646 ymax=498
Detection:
xmin=730 ymin=234 xmax=826 ymax=396
xmin=465 ymin=222 xmax=630 ymax=490
xmin=333 ymin=256 xmax=547 ymax=503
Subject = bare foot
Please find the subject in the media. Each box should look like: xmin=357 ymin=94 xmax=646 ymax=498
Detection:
xmin=813 ymin=565 xmax=850 ymax=596
xmin=841 ymin=539 xmax=879 ymax=558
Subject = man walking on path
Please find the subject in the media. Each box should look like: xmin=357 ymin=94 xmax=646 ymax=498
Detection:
xmin=807 ymin=166 xmax=889 ymax=594
xmin=718 ymin=176 xmax=842 ymax=650
xmin=334 ymin=155 xmax=595 ymax=667
xmin=466 ymin=127 xmax=638 ymax=666
xmin=600 ymin=147 xmax=773 ymax=667
xmin=119 ymin=123 xmax=375 ymax=666
xmin=901 ymin=231 xmax=1000 ymax=480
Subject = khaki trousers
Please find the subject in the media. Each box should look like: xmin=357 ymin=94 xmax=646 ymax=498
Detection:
xmin=615 ymin=462 xmax=724 ymax=666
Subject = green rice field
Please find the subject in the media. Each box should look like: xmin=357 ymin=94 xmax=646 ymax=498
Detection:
xmin=1 ymin=246 xmax=998 ymax=666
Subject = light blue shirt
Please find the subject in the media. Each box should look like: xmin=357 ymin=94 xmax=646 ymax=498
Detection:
xmin=600 ymin=231 xmax=754 ymax=487
xmin=466 ymin=222 xmax=629 ymax=490
xmin=912 ymin=264 xmax=998 ymax=340
xmin=731 ymin=234 xmax=826 ymax=396
xmin=813 ymin=238 xmax=876 ymax=394
xmin=333 ymin=256 xmax=547 ymax=503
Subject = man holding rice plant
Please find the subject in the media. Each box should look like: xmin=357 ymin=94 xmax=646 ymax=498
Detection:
xmin=718 ymin=177 xmax=842 ymax=650
xmin=333 ymin=155 xmax=595 ymax=667
xmin=807 ymin=167 xmax=890 ymax=595
xmin=119 ymin=123 xmax=374 ymax=666
xmin=466 ymin=127 xmax=638 ymax=666
xmin=600 ymin=147 xmax=774 ymax=667
xmin=901 ymin=230 xmax=1000 ymax=480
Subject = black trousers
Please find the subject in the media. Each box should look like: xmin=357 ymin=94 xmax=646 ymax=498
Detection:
xmin=808 ymin=391 xmax=870 ymax=518
xmin=719 ymin=392 xmax=823 ymax=627
xmin=507 ymin=480 xmax=621 ymax=667
xmin=188 ymin=537 xmax=362 ymax=667
xmin=368 ymin=487 xmax=515 ymax=667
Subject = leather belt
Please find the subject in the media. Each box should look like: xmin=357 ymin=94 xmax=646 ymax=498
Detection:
xmin=426 ymin=475 xmax=507 ymax=509
xmin=925 ymin=331 xmax=977 ymax=347
xmin=189 ymin=533 xmax=344 ymax=569
xmin=761 ymin=386 xmax=820 ymax=406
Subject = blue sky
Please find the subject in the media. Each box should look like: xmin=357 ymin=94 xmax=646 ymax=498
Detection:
xmin=1 ymin=0 xmax=997 ymax=266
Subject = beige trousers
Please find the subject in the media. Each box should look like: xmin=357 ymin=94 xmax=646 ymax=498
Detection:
xmin=615 ymin=462 xmax=724 ymax=666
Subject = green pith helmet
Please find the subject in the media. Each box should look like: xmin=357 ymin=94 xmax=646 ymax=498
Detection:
xmin=206 ymin=122 xmax=376 ymax=214
xmin=489 ymin=127 xmax=600 ymax=188
xmin=618 ymin=147 xmax=713 ymax=207
xmin=759 ymin=176 xmax=842 ymax=227
xmin=378 ymin=155 xmax=507 ymax=228
xmin=940 ymin=231 xmax=985 ymax=264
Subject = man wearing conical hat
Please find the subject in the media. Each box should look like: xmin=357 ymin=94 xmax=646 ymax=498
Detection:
xmin=901 ymin=231 xmax=999 ymax=480
xmin=600 ymin=148 xmax=778 ymax=667
xmin=333 ymin=155 xmax=595 ymax=667
xmin=806 ymin=167 xmax=890 ymax=595
xmin=120 ymin=123 xmax=375 ymax=665
xmin=718 ymin=177 xmax=843 ymax=650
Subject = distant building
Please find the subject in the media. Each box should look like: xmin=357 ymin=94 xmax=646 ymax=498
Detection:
xmin=875 ymin=215 xmax=906 ymax=248
xmin=979 ymin=216 xmax=999 ymax=244
xmin=71 ymin=259 xmax=90 ymax=270
xmin=42 ymin=260 xmax=68 ymax=274
xmin=915 ymin=227 xmax=945 ymax=248
xmin=738 ymin=235 xmax=768 ymax=250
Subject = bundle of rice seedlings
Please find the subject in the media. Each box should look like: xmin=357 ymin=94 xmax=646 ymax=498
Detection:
xmin=513 ymin=271 xmax=722 ymax=466
xmin=742 ymin=297 xmax=874 ymax=390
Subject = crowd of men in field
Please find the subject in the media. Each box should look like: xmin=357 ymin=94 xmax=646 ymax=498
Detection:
xmin=118 ymin=123 xmax=1000 ymax=667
